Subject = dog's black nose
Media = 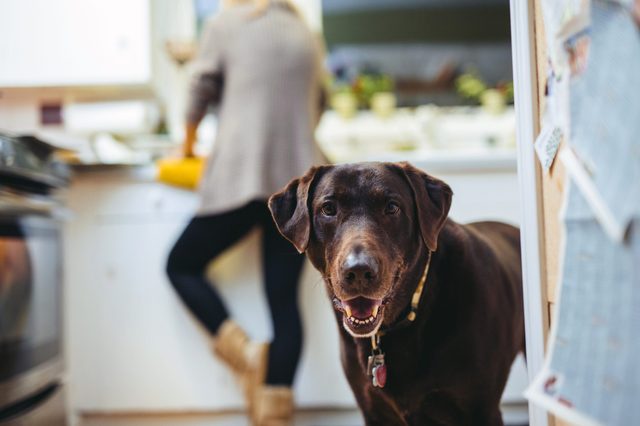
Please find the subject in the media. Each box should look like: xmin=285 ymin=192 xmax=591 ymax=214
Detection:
xmin=342 ymin=251 xmax=379 ymax=284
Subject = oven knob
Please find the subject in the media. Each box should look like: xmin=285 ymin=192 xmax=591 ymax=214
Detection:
xmin=0 ymin=139 xmax=16 ymax=166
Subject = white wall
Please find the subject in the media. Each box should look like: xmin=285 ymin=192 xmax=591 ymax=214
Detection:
xmin=0 ymin=92 xmax=42 ymax=132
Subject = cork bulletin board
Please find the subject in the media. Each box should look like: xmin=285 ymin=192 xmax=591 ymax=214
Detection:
xmin=531 ymin=1 xmax=567 ymax=423
xmin=523 ymin=0 xmax=640 ymax=424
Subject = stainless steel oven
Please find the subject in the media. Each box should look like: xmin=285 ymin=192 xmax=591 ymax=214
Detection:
xmin=0 ymin=133 xmax=68 ymax=424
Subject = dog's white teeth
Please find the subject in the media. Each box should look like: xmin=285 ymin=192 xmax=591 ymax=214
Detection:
xmin=347 ymin=316 xmax=375 ymax=325
xmin=344 ymin=305 xmax=352 ymax=318
xmin=372 ymin=305 xmax=379 ymax=318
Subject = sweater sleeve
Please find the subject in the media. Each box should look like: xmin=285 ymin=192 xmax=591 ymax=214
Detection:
xmin=185 ymin=16 xmax=226 ymax=124
xmin=313 ymin=34 xmax=329 ymax=125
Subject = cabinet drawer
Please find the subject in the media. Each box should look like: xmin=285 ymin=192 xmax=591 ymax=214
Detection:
xmin=69 ymin=170 xmax=199 ymax=219
xmin=92 ymin=182 xmax=199 ymax=218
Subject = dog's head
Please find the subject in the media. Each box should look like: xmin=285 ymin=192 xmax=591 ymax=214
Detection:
xmin=268 ymin=162 xmax=452 ymax=338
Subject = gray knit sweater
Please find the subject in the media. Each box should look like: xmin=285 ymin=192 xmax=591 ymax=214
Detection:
xmin=186 ymin=2 xmax=326 ymax=216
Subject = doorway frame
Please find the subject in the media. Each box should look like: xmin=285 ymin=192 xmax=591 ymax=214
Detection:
xmin=509 ymin=1 xmax=549 ymax=425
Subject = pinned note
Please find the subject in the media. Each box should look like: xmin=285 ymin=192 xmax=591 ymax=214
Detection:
xmin=535 ymin=124 xmax=563 ymax=171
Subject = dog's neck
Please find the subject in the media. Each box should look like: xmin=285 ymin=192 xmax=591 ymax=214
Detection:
xmin=380 ymin=242 xmax=433 ymax=331
xmin=376 ymin=249 xmax=431 ymax=335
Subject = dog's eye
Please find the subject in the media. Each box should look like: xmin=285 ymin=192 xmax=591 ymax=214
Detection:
xmin=385 ymin=201 xmax=400 ymax=215
xmin=321 ymin=201 xmax=337 ymax=216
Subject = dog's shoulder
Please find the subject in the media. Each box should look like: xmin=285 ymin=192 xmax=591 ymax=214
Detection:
xmin=458 ymin=221 xmax=520 ymax=257
xmin=440 ymin=219 xmax=522 ymax=284
xmin=466 ymin=220 xmax=519 ymax=241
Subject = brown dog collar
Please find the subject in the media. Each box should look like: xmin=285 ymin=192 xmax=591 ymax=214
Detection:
xmin=368 ymin=251 xmax=432 ymax=388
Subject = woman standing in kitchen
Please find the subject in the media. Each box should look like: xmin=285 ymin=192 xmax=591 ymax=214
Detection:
xmin=166 ymin=0 xmax=325 ymax=425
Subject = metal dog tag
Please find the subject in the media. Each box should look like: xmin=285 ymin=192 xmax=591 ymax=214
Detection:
xmin=367 ymin=353 xmax=386 ymax=388
xmin=372 ymin=363 xmax=387 ymax=388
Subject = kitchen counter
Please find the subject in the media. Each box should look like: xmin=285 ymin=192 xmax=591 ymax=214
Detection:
xmin=315 ymin=106 xmax=517 ymax=170
xmin=347 ymin=147 xmax=517 ymax=173
xmin=58 ymin=106 xmax=517 ymax=175
xmin=63 ymin=165 xmax=356 ymax=418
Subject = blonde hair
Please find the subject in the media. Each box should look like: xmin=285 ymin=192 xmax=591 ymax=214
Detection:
xmin=222 ymin=0 xmax=300 ymax=18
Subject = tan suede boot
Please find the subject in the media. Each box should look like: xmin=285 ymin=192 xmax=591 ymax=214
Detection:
xmin=212 ymin=320 xmax=269 ymax=413
xmin=252 ymin=386 xmax=294 ymax=426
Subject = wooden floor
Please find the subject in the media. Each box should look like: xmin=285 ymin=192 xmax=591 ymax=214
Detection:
xmin=81 ymin=408 xmax=363 ymax=426
xmin=80 ymin=403 xmax=529 ymax=426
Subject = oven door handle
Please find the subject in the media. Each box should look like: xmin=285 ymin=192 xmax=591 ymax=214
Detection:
xmin=0 ymin=192 xmax=72 ymax=220
xmin=0 ymin=382 xmax=61 ymax=422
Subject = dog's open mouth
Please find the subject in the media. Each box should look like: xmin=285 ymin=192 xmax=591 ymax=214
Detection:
xmin=337 ymin=296 xmax=384 ymax=337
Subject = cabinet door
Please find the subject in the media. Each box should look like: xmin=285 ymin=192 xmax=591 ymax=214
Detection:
xmin=92 ymin=183 xmax=199 ymax=219
xmin=68 ymin=219 xmax=247 ymax=411
xmin=65 ymin=173 xmax=355 ymax=411
xmin=67 ymin=219 xmax=356 ymax=411
xmin=0 ymin=0 xmax=150 ymax=87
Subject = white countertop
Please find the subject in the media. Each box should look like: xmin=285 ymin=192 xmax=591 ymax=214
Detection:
xmin=52 ymin=105 xmax=518 ymax=174
xmin=316 ymin=106 xmax=517 ymax=173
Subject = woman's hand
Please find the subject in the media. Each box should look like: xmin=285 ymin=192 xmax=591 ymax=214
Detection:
xmin=183 ymin=142 xmax=195 ymax=158
xmin=183 ymin=122 xmax=198 ymax=158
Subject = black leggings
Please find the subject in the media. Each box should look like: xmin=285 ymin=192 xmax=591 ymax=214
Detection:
xmin=166 ymin=200 xmax=305 ymax=386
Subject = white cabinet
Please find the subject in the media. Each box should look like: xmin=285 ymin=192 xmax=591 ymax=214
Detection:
xmin=0 ymin=0 xmax=150 ymax=87
xmin=64 ymin=166 xmax=353 ymax=413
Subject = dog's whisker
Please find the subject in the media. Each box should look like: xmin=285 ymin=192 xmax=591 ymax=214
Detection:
xmin=312 ymin=276 xmax=324 ymax=286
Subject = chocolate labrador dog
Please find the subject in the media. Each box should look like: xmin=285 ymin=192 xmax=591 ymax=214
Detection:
xmin=268 ymin=162 xmax=524 ymax=426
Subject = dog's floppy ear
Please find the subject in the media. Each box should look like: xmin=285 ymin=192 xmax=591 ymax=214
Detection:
xmin=397 ymin=162 xmax=453 ymax=252
xmin=268 ymin=166 xmax=327 ymax=253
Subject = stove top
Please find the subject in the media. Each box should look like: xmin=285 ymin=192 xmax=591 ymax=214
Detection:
xmin=0 ymin=133 xmax=70 ymax=194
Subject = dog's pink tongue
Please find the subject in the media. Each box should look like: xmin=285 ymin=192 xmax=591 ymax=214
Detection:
xmin=344 ymin=297 xmax=380 ymax=319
